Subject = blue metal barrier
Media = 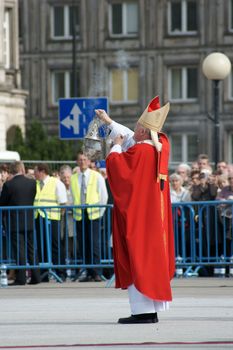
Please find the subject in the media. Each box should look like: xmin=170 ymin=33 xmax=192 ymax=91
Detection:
xmin=172 ymin=200 xmax=233 ymax=277
xmin=0 ymin=204 xmax=114 ymax=283
xmin=0 ymin=201 xmax=233 ymax=283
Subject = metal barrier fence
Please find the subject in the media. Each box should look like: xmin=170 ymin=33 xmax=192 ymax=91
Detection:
xmin=172 ymin=200 xmax=233 ymax=277
xmin=0 ymin=204 xmax=113 ymax=283
xmin=0 ymin=201 xmax=233 ymax=283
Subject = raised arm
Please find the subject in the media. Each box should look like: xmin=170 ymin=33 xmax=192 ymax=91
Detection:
xmin=95 ymin=109 xmax=135 ymax=151
xmin=95 ymin=109 xmax=113 ymax=125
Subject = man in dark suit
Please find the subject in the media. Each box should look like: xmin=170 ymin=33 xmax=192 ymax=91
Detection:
xmin=0 ymin=161 xmax=41 ymax=285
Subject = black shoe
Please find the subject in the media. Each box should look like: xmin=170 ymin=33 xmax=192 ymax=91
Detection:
xmin=9 ymin=281 xmax=26 ymax=286
xmin=79 ymin=276 xmax=93 ymax=282
xmin=28 ymin=280 xmax=40 ymax=285
xmin=93 ymin=275 xmax=102 ymax=282
xmin=40 ymin=275 xmax=49 ymax=283
xmin=118 ymin=313 xmax=158 ymax=324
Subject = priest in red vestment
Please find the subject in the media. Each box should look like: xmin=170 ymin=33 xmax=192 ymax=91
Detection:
xmin=95 ymin=96 xmax=175 ymax=324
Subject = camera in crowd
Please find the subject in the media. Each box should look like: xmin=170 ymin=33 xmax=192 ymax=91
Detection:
xmin=199 ymin=169 xmax=211 ymax=181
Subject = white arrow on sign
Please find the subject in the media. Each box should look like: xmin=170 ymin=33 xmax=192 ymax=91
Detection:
xmin=61 ymin=103 xmax=82 ymax=134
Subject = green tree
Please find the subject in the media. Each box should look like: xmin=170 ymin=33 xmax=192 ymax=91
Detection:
xmin=8 ymin=120 xmax=82 ymax=161
xmin=47 ymin=137 xmax=81 ymax=161
xmin=7 ymin=126 xmax=26 ymax=157
xmin=24 ymin=120 xmax=49 ymax=159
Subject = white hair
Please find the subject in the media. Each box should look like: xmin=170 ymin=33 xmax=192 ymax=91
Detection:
xmin=59 ymin=165 xmax=73 ymax=176
xmin=169 ymin=173 xmax=183 ymax=183
xmin=177 ymin=163 xmax=191 ymax=173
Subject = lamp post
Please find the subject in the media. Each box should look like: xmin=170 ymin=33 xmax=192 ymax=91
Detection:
xmin=202 ymin=52 xmax=231 ymax=169
xmin=72 ymin=1 xmax=78 ymax=97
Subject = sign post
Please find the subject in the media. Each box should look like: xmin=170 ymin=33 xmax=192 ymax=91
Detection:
xmin=59 ymin=97 xmax=108 ymax=140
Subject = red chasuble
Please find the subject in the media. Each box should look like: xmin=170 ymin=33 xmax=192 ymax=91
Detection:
xmin=106 ymin=134 xmax=175 ymax=301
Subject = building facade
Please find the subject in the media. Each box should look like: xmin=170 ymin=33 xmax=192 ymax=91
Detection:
xmin=0 ymin=0 xmax=27 ymax=151
xmin=18 ymin=0 xmax=233 ymax=166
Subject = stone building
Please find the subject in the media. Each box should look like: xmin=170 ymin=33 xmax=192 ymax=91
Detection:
xmin=0 ymin=0 xmax=27 ymax=152
xmin=18 ymin=0 xmax=233 ymax=166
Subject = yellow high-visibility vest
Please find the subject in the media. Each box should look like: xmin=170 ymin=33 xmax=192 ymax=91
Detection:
xmin=34 ymin=177 xmax=61 ymax=221
xmin=71 ymin=171 xmax=101 ymax=221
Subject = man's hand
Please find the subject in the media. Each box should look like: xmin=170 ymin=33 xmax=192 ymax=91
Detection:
xmin=114 ymin=135 xmax=124 ymax=146
xmin=95 ymin=109 xmax=112 ymax=125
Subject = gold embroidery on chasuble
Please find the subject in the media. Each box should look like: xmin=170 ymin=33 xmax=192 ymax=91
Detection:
xmin=160 ymin=191 xmax=168 ymax=251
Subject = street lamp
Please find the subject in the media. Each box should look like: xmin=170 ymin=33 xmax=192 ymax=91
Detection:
xmin=72 ymin=2 xmax=79 ymax=97
xmin=202 ymin=52 xmax=231 ymax=169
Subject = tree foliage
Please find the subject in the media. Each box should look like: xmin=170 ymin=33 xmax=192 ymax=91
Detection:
xmin=8 ymin=120 xmax=82 ymax=161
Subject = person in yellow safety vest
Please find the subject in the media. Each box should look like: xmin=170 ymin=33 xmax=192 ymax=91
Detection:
xmin=34 ymin=163 xmax=67 ymax=282
xmin=71 ymin=151 xmax=108 ymax=282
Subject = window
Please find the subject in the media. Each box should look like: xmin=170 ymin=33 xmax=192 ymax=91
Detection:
xmin=109 ymin=2 xmax=138 ymax=36
xmin=168 ymin=0 xmax=197 ymax=34
xmin=3 ymin=8 xmax=12 ymax=69
xmin=51 ymin=71 xmax=80 ymax=105
xmin=168 ymin=67 xmax=198 ymax=101
xmin=51 ymin=5 xmax=79 ymax=39
xmin=110 ymin=67 xmax=138 ymax=103
xmin=170 ymin=133 xmax=198 ymax=163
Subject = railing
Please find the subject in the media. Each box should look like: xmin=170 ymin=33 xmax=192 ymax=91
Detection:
xmin=0 ymin=201 xmax=233 ymax=283
xmin=172 ymin=200 xmax=233 ymax=276
xmin=0 ymin=204 xmax=113 ymax=283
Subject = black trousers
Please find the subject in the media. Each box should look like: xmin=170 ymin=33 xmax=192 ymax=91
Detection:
xmin=76 ymin=210 xmax=102 ymax=277
xmin=35 ymin=216 xmax=65 ymax=278
xmin=12 ymin=230 xmax=41 ymax=284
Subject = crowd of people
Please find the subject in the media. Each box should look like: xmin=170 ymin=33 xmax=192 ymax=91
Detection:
xmin=0 ymin=153 xmax=110 ymax=286
xmin=170 ymin=154 xmax=233 ymax=275
xmin=1 ymin=151 xmax=233 ymax=284
xmin=170 ymin=154 xmax=233 ymax=203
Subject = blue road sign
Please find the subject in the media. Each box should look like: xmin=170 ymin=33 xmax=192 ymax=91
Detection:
xmin=59 ymin=97 xmax=108 ymax=139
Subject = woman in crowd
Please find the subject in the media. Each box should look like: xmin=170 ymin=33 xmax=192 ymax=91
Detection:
xmin=176 ymin=163 xmax=191 ymax=189
xmin=170 ymin=173 xmax=191 ymax=203
xmin=170 ymin=173 xmax=191 ymax=260
xmin=217 ymin=174 xmax=229 ymax=194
